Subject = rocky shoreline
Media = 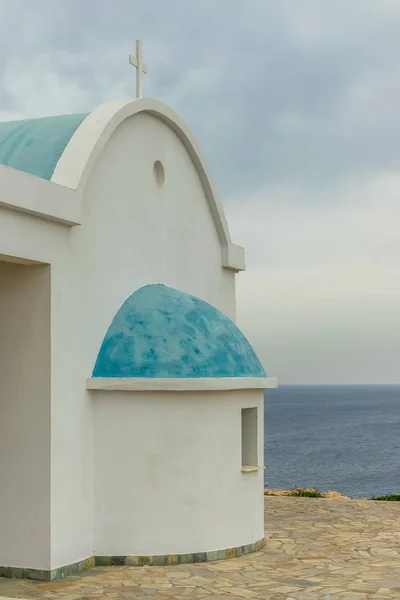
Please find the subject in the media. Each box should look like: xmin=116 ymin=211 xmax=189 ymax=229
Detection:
xmin=264 ymin=487 xmax=351 ymax=499
xmin=264 ymin=488 xmax=400 ymax=500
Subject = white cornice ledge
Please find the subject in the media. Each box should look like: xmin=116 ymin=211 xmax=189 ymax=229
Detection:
xmin=0 ymin=165 xmax=82 ymax=226
xmin=222 ymin=243 xmax=245 ymax=272
xmin=87 ymin=377 xmax=277 ymax=392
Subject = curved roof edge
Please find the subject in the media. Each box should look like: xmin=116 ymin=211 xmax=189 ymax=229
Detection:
xmin=51 ymin=98 xmax=245 ymax=271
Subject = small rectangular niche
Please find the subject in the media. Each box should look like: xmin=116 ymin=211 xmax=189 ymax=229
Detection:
xmin=241 ymin=407 xmax=258 ymax=470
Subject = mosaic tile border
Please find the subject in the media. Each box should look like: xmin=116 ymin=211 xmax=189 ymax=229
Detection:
xmin=0 ymin=557 xmax=95 ymax=581
xmin=0 ymin=537 xmax=265 ymax=581
xmin=95 ymin=536 xmax=266 ymax=567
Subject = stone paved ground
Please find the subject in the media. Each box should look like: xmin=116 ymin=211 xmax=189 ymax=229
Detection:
xmin=0 ymin=497 xmax=399 ymax=600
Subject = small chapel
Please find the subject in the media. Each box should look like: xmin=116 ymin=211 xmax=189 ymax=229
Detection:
xmin=0 ymin=42 xmax=276 ymax=580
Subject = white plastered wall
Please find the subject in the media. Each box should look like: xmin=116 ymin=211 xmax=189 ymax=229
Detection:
xmin=93 ymin=390 xmax=264 ymax=556
xmin=76 ymin=111 xmax=236 ymax=355
xmin=0 ymin=207 xmax=96 ymax=570
xmin=0 ymin=104 xmax=240 ymax=570
xmin=51 ymin=110 xmax=237 ymax=567
xmin=0 ymin=260 xmax=51 ymax=569
xmin=0 ymin=207 xmax=93 ymax=571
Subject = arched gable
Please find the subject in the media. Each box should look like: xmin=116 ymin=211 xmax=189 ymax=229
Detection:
xmin=51 ymin=99 xmax=245 ymax=272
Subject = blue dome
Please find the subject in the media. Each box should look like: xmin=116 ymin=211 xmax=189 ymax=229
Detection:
xmin=93 ymin=285 xmax=266 ymax=378
xmin=0 ymin=113 xmax=88 ymax=180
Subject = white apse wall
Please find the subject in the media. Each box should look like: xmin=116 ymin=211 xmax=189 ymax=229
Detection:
xmin=93 ymin=390 xmax=265 ymax=557
xmin=50 ymin=111 xmax=238 ymax=567
xmin=0 ymin=105 xmax=240 ymax=570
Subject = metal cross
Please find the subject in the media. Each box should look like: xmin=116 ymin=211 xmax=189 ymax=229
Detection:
xmin=129 ymin=40 xmax=148 ymax=98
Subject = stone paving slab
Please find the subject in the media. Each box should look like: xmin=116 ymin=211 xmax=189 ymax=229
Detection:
xmin=0 ymin=497 xmax=399 ymax=599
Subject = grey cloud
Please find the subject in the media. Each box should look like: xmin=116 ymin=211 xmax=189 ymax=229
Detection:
xmin=1 ymin=1 xmax=400 ymax=196
xmin=229 ymin=173 xmax=400 ymax=383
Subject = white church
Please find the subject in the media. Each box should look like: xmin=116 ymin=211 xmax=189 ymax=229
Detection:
xmin=0 ymin=42 xmax=276 ymax=581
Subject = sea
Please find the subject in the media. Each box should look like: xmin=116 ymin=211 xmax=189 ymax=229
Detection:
xmin=264 ymin=385 xmax=400 ymax=498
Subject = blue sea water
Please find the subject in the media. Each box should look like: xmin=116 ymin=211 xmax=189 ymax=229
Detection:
xmin=264 ymin=385 xmax=400 ymax=498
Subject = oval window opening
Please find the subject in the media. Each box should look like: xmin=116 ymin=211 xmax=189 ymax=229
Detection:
xmin=153 ymin=160 xmax=165 ymax=188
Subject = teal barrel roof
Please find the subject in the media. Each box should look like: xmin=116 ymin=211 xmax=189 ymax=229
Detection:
xmin=0 ymin=113 xmax=88 ymax=180
xmin=93 ymin=284 xmax=266 ymax=378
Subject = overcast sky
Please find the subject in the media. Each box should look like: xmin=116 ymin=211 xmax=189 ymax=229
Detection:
xmin=1 ymin=0 xmax=399 ymax=384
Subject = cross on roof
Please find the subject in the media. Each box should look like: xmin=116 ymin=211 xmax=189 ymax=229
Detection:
xmin=129 ymin=40 xmax=148 ymax=98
